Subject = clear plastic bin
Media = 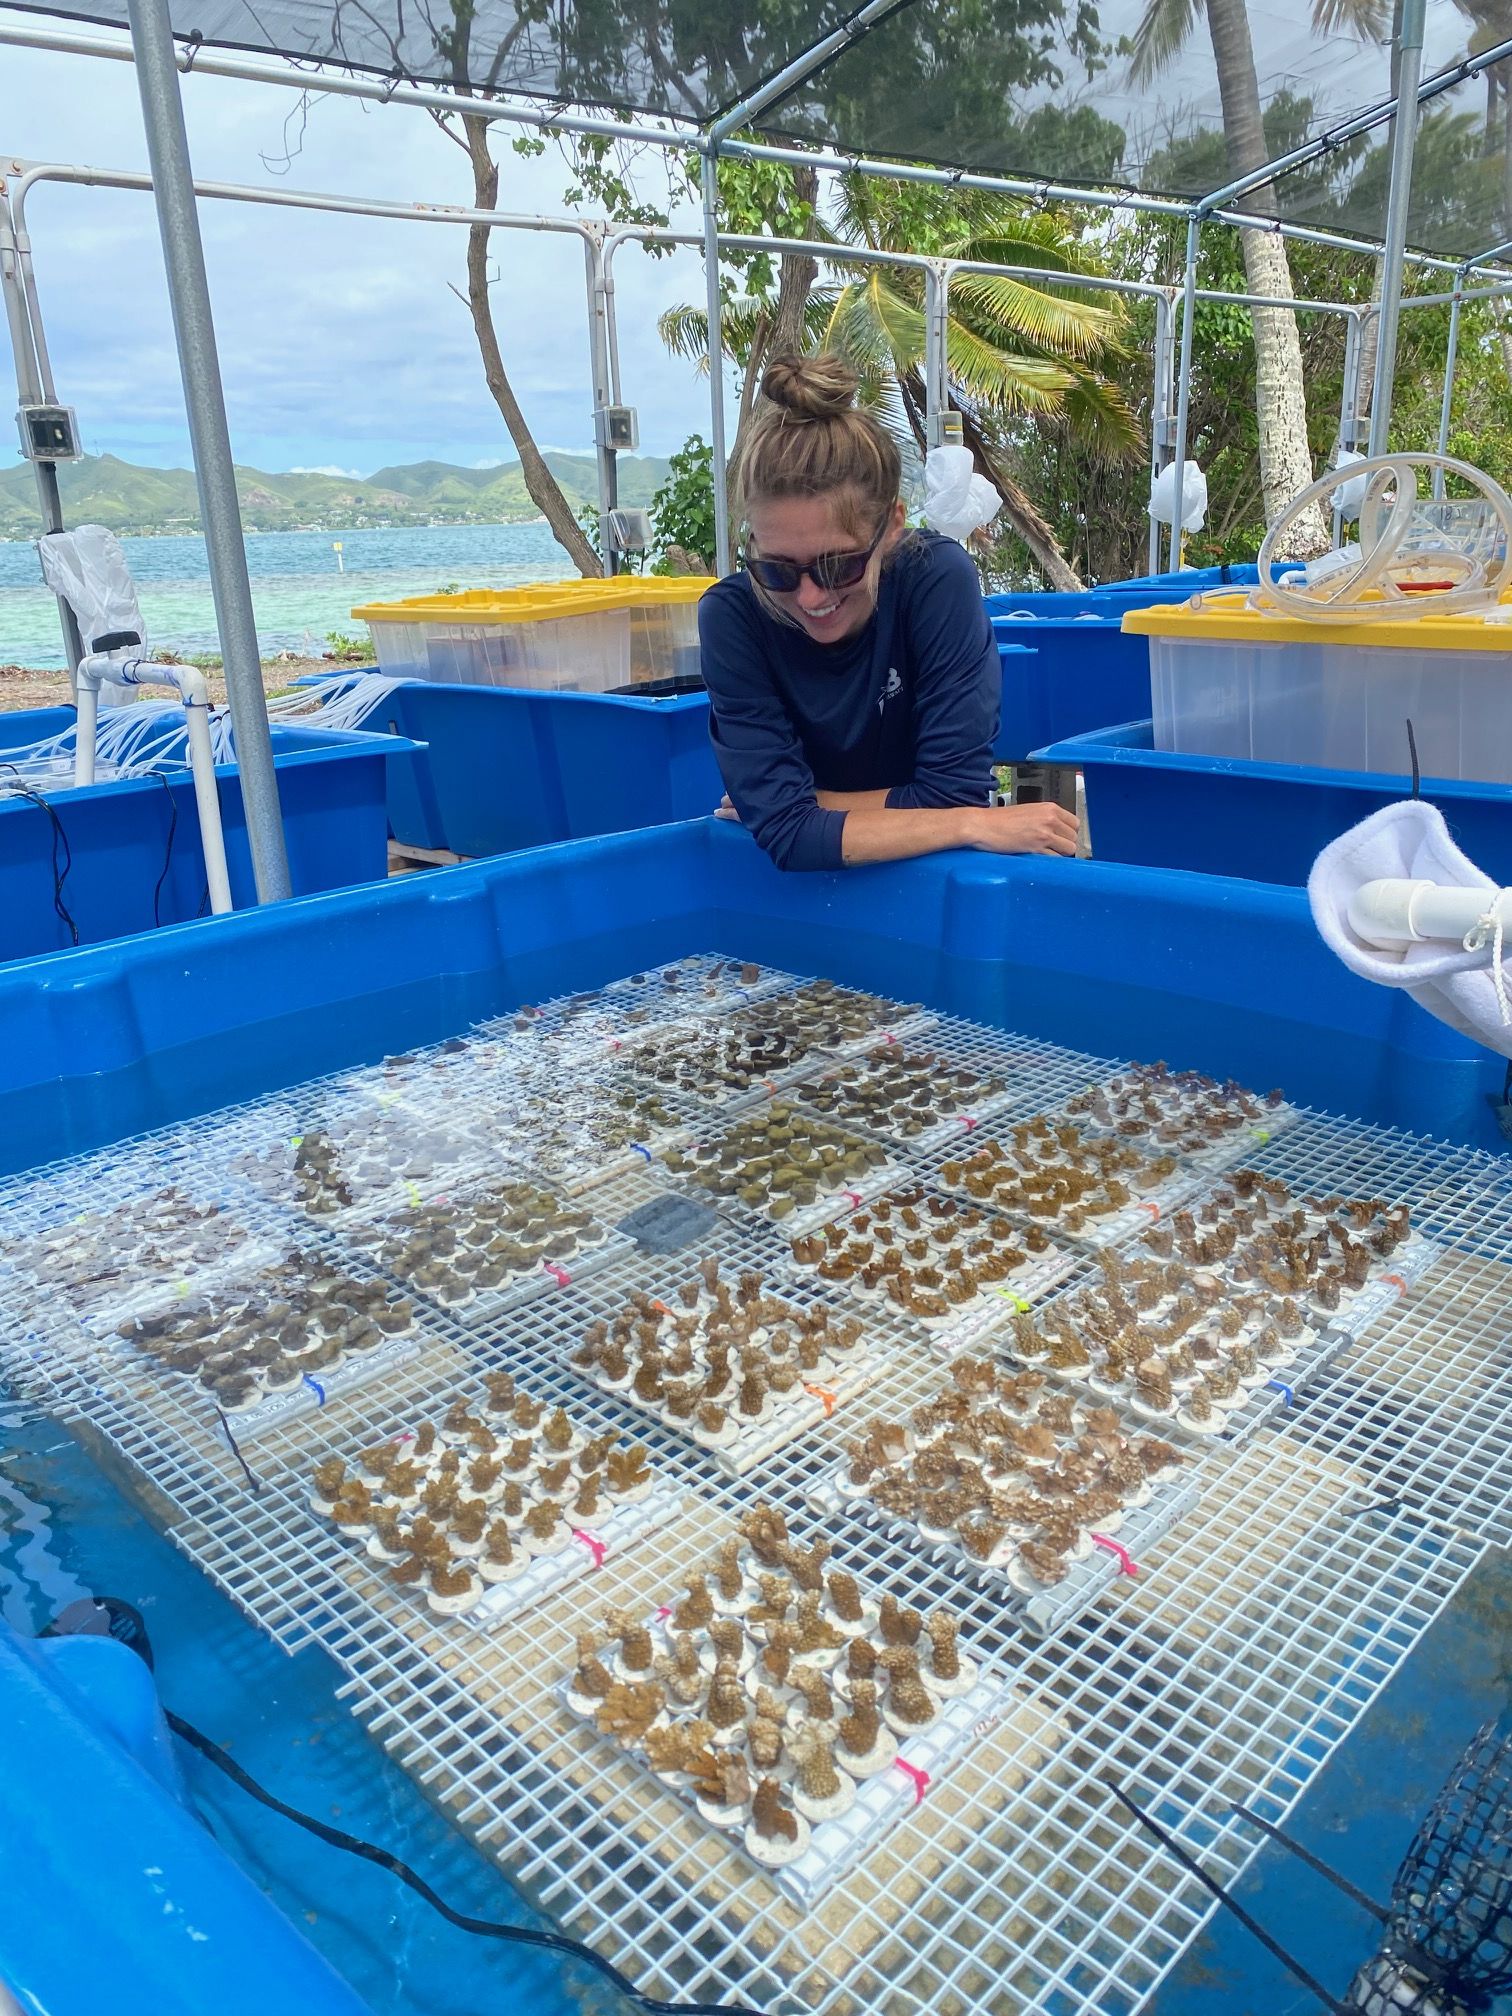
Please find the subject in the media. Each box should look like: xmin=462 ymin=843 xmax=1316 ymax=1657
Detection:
xmin=1127 ymin=595 xmax=1512 ymax=784
xmin=354 ymin=578 xmax=715 ymax=695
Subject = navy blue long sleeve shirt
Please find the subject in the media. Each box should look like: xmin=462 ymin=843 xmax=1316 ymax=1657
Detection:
xmin=698 ymin=531 xmax=1001 ymax=872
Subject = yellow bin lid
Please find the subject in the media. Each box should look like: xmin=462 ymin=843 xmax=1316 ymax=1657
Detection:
xmin=1123 ymin=591 xmax=1512 ymax=653
xmin=353 ymin=576 xmax=716 ymax=626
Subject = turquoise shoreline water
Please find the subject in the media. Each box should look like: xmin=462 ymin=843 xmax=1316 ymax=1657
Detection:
xmin=0 ymin=522 xmax=575 ymax=668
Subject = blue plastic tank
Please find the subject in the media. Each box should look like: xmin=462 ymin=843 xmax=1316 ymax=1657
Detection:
xmin=1034 ymin=718 xmax=1512 ymax=889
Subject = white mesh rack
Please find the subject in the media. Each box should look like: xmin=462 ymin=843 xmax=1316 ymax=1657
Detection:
xmin=2 ymin=975 xmax=1509 ymax=2016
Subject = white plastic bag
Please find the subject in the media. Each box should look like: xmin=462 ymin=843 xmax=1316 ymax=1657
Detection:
xmin=1329 ymin=449 xmax=1370 ymax=520
xmin=1148 ymin=459 xmax=1208 ymax=533
xmin=36 ymin=524 xmax=145 ymax=706
xmin=922 ymin=446 xmax=1001 ymax=543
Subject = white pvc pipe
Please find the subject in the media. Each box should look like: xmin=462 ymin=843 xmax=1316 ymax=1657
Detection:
xmin=1348 ymin=877 xmax=1511 ymax=947
xmin=73 ymin=654 xmax=233 ymax=914
xmin=74 ymin=683 xmax=99 ymax=787
xmin=183 ymin=698 xmax=232 ymax=914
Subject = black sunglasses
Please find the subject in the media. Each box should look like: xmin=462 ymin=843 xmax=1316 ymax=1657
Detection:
xmin=743 ymin=520 xmax=889 ymax=595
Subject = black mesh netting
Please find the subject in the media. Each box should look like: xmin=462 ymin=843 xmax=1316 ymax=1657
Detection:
xmin=1346 ymin=1717 xmax=1512 ymax=2015
xmin=6 ymin=0 xmax=1512 ymax=256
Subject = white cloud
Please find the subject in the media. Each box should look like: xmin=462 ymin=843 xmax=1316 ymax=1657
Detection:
xmin=289 ymin=464 xmax=364 ymax=478
xmin=5 ymin=38 xmax=738 ymax=474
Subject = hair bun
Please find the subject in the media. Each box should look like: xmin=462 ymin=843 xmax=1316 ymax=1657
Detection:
xmin=760 ymin=352 xmax=858 ymax=421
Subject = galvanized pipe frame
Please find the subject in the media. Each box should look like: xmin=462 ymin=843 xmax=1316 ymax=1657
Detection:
xmin=0 ymin=0 xmax=1486 ymax=840
xmin=6 ymin=17 xmax=1504 ymax=283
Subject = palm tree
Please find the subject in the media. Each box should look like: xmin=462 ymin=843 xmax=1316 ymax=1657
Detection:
xmin=660 ymin=182 xmax=1139 ymax=586
xmin=821 ymin=186 xmax=1140 ymax=587
xmin=1131 ymin=0 xmax=1333 ymax=554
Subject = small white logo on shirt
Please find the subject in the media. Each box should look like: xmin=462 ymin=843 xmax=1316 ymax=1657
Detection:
xmin=878 ymin=666 xmax=903 ymax=714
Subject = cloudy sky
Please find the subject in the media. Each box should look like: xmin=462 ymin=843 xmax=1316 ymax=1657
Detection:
xmin=5 ymin=30 xmax=726 ymax=475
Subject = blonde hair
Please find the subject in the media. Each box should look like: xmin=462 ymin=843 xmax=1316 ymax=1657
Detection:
xmin=735 ymin=352 xmax=902 ymax=540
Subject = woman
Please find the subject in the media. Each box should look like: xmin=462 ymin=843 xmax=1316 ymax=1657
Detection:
xmin=698 ymin=351 xmax=1079 ymax=872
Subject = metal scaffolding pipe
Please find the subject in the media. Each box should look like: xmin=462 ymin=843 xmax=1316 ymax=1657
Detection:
xmin=124 ymin=0 xmax=290 ymax=902
xmin=1167 ymin=213 xmax=1201 ymax=572
xmin=1433 ymin=274 xmax=1465 ymax=498
xmin=1368 ymin=0 xmax=1428 ymax=457
xmin=700 ymin=151 xmax=732 ymax=575
xmin=4 ymin=20 xmax=1501 ymax=282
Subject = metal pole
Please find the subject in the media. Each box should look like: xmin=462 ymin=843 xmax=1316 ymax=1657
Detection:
xmin=1333 ymin=309 xmax=1365 ymax=545
xmin=1433 ymin=270 xmax=1465 ymax=497
xmin=0 ymin=189 xmax=84 ymax=685
xmin=1149 ymin=291 xmax=1176 ymax=573
xmin=1368 ymin=0 xmax=1428 ymax=458
xmin=700 ymin=150 xmax=731 ymax=577
xmin=1168 ymin=213 xmax=1201 ymax=572
xmin=124 ymin=0 xmax=290 ymax=901
xmin=923 ymin=263 xmax=950 ymax=445
xmin=582 ymin=230 xmax=617 ymax=573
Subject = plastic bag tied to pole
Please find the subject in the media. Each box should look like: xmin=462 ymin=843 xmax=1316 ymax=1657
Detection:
xmin=1148 ymin=460 xmax=1208 ymax=533
xmin=1309 ymin=800 xmax=1512 ymax=1060
xmin=922 ymin=447 xmax=1001 ymax=544
xmin=35 ymin=524 xmax=144 ymax=704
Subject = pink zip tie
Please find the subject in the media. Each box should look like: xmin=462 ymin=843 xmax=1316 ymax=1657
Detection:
xmin=893 ymin=1758 xmax=930 ymax=1804
xmin=541 ymin=1261 xmax=572 ymax=1287
xmin=1091 ymin=1533 xmax=1138 ymax=1576
xmin=841 ymin=1189 xmax=864 ymax=1210
xmin=1382 ymin=1273 xmax=1409 ymax=1297
xmin=879 ymin=1030 xmax=900 ymax=1045
xmin=655 ymin=1604 xmax=673 ymax=1621
xmin=571 ymin=1529 xmax=608 ymax=1570
xmin=1138 ymin=1202 xmax=1162 ymax=1220
xmin=957 ymin=1114 xmax=980 ymax=1132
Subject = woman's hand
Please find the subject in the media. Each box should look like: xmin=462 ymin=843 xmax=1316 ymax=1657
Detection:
xmin=714 ymin=794 xmax=743 ymax=823
xmin=962 ymin=803 xmax=1079 ymax=857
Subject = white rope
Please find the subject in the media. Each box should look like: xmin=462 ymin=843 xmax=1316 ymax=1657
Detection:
xmin=0 ymin=672 xmax=409 ymax=794
xmin=1462 ymin=890 xmax=1512 ymax=1027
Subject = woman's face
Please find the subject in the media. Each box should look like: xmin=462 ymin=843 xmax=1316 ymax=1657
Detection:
xmin=746 ymin=493 xmax=905 ymax=644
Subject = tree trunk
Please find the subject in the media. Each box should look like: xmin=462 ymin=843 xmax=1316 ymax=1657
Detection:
xmin=1205 ymin=0 xmax=1331 ymax=556
xmin=462 ymin=116 xmax=601 ymax=575
xmin=901 ymin=370 xmax=1083 ymax=589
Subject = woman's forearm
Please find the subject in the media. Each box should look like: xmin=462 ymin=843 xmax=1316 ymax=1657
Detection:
xmin=838 ymin=802 xmax=1079 ymax=865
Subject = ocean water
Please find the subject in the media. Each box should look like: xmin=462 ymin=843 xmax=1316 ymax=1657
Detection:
xmin=0 ymin=521 xmax=575 ymax=669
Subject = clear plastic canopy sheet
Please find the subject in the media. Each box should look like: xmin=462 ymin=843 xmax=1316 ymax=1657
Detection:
xmin=5 ymin=0 xmax=1512 ymax=258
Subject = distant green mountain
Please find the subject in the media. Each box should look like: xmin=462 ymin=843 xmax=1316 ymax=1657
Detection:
xmin=0 ymin=449 xmax=671 ymax=538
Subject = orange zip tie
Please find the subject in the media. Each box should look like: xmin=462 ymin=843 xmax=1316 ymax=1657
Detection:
xmin=803 ymin=1382 xmax=838 ymax=1417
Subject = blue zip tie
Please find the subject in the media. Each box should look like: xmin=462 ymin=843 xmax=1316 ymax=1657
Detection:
xmin=302 ymin=1373 xmax=328 ymax=1405
xmin=1267 ymin=1378 xmax=1294 ymax=1407
xmin=629 ymin=1142 xmax=653 ymax=1162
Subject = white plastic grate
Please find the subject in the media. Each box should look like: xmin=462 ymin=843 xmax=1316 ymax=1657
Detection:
xmin=0 ymin=963 xmax=1506 ymax=2016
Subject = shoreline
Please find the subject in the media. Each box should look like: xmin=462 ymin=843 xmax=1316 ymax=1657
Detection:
xmin=0 ymin=653 xmax=340 ymax=713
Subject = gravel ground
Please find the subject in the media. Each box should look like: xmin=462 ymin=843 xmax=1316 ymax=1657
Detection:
xmin=0 ymin=654 xmax=346 ymax=712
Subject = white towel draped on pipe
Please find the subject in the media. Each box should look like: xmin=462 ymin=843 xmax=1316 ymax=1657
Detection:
xmin=1308 ymin=799 xmax=1512 ymax=1059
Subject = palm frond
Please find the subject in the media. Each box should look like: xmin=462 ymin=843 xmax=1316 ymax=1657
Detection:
xmin=657 ymin=295 xmax=770 ymax=370
xmin=1056 ymin=370 xmax=1146 ymax=459
xmin=945 ymin=320 xmax=1075 ymax=411
xmin=1311 ymin=0 xmax=1391 ymax=39
xmin=948 ymin=273 xmax=1122 ymax=359
xmin=1129 ymin=0 xmax=1205 ymax=83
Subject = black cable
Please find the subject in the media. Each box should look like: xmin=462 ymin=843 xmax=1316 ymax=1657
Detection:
xmin=1108 ymin=1779 xmax=1352 ymax=2015
xmin=41 ymin=1596 xmax=765 ymax=2014
xmin=1229 ymin=1800 xmax=1389 ymax=1920
xmin=151 ymin=769 xmax=179 ymax=928
xmin=1 ymin=764 xmax=78 ymax=946
xmin=1406 ymin=718 xmax=1421 ymax=799
xmin=165 ymin=1709 xmax=767 ymax=2016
